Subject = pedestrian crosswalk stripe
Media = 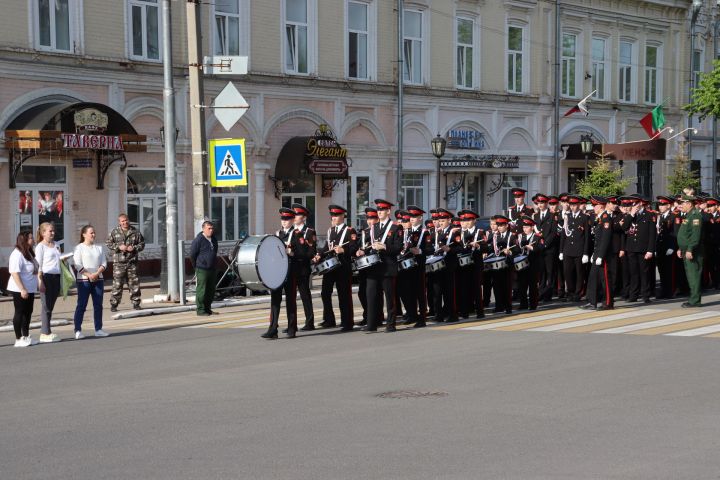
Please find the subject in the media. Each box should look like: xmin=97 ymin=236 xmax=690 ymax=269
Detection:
xmin=526 ymin=309 xmax=667 ymax=332
xmin=670 ymin=322 xmax=720 ymax=337
xmin=632 ymin=316 xmax=720 ymax=335
xmin=461 ymin=309 xmax=591 ymax=331
xmin=593 ymin=311 xmax=719 ymax=334
xmin=494 ymin=309 xmax=626 ymax=331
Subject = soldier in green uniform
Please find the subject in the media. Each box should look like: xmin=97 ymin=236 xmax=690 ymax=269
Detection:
xmin=677 ymin=195 xmax=704 ymax=308
xmin=106 ymin=213 xmax=145 ymax=312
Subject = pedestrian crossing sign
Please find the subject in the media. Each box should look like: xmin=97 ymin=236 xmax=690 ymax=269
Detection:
xmin=209 ymin=138 xmax=247 ymax=187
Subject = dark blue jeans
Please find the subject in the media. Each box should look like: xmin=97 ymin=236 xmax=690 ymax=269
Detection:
xmin=74 ymin=280 xmax=104 ymax=332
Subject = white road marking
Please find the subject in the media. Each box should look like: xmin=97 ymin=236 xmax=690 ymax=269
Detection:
xmin=593 ymin=311 xmax=719 ymax=334
xmin=665 ymin=321 xmax=720 ymax=337
xmin=527 ymin=309 xmax=667 ymax=332
xmin=463 ymin=309 xmax=589 ymax=331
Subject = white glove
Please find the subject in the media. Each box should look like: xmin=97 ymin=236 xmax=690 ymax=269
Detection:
xmin=666 ymin=248 xmax=674 ymax=256
xmin=595 ymin=257 xmax=602 ymax=266
xmin=558 ymin=253 xmax=564 ymax=261
xmin=582 ymin=255 xmax=589 ymax=264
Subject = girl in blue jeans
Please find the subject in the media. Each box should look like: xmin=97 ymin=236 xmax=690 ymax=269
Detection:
xmin=73 ymin=225 xmax=109 ymax=339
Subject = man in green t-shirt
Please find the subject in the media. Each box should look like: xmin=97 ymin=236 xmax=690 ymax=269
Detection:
xmin=677 ymin=195 xmax=704 ymax=307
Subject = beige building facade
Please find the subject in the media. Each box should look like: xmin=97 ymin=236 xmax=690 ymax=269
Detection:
xmin=0 ymin=0 xmax=711 ymax=276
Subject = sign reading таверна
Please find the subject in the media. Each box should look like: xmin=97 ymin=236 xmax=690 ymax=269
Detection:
xmin=62 ymin=133 xmax=123 ymax=151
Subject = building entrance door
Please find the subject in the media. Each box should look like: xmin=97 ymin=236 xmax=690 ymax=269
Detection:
xmin=15 ymin=187 xmax=68 ymax=251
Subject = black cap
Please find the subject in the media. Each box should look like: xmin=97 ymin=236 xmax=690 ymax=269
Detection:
xmin=328 ymin=204 xmax=347 ymax=216
xmin=374 ymin=199 xmax=394 ymax=210
xmin=279 ymin=207 xmax=296 ymax=219
xmin=291 ymin=203 xmax=310 ymax=216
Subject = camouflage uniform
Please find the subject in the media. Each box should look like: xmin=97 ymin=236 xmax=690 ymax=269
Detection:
xmin=106 ymin=226 xmax=145 ymax=308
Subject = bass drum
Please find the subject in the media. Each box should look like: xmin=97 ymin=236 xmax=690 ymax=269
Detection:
xmin=234 ymin=235 xmax=288 ymax=291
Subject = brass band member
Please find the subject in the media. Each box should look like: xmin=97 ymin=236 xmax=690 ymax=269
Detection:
xmin=531 ymin=193 xmax=557 ymax=302
xmin=655 ymin=196 xmax=678 ymax=299
xmin=398 ymin=205 xmax=433 ymax=328
xmin=357 ymin=207 xmax=379 ymax=327
xmin=291 ymin=203 xmax=317 ymax=331
xmin=516 ymin=216 xmax=544 ymax=310
xmin=581 ymin=196 xmax=614 ymax=310
xmin=457 ymin=209 xmax=485 ymax=319
xmin=559 ymin=195 xmax=590 ymax=303
xmin=489 ymin=215 xmax=518 ymax=314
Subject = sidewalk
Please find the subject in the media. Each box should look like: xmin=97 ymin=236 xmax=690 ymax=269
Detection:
xmin=0 ymin=277 xmax=331 ymax=331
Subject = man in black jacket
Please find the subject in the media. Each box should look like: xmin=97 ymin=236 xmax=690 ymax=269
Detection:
xmin=582 ymin=196 xmax=614 ymax=310
xmin=361 ymin=199 xmax=403 ymax=332
xmin=516 ymin=216 xmax=544 ymax=310
xmin=532 ymin=193 xmax=557 ymax=301
xmin=655 ymin=196 xmax=678 ymax=299
xmin=189 ymin=220 xmax=218 ymax=316
xmin=621 ymin=195 xmax=657 ymax=303
xmin=398 ymin=205 xmax=433 ymax=327
xmin=559 ymin=195 xmax=590 ymax=302
xmin=291 ymin=203 xmax=317 ymax=330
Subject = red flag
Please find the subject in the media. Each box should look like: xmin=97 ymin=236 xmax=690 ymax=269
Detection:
xmin=563 ymin=91 xmax=595 ymax=117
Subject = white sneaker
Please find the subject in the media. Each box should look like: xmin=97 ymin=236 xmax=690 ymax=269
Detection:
xmin=75 ymin=331 xmax=85 ymax=340
xmin=26 ymin=336 xmax=39 ymax=346
xmin=39 ymin=333 xmax=61 ymax=343
xmin=14 ymin=337 xmax=30 ymax=348
xmin=94 ymin=329 xmax=109 ymax=337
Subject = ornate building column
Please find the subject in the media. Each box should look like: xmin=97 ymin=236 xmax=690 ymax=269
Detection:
xmin=253 ymin=162 xmax=271 ymax=235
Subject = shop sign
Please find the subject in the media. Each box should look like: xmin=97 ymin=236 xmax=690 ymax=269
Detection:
xmin=441 ymin=154 xmax=519 ymax=169
xmin=72 ymin=158 xmax=93 ymax=168
xmin=601 ymin=139 xmax=666 ymax=161
xmin=446 ymin=129 xmax=487 ymax=150
xmin=61 ymin=133 xmax=124 ymax=151
xmin=74 ymin=108 xmax=109 ymax=132
xmin=305 ymin=125 xmax=348 ymax=176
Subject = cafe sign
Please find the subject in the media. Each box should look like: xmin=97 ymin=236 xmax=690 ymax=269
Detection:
xmin=441 ymin=154 xmax=519 ymax=169
xmin=446 ymin=129 xmax=487 ymax=150
xmin=61 ymin=133 xmax=124 ymax=151
xmin=305 ymin=124 xmax=348 ymax=176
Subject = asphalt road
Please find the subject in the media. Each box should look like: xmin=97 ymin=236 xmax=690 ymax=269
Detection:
xmin=2 ymin=314 xmax=720 ymax=480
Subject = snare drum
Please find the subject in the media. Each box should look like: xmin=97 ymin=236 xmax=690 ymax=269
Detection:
xmin=235 ymin=235 xmax=289 ymax=291
xmin=398 ymin=255 xmax=417 ymax=271
xmin=355 ymin=253 xmax=382 ymax=270
xmin=311 ymin=256 xmax=341 ymax=276
xmin=458 ymin=253 xmax=474 ymax=268
xmin=483 ymin=255 xmax=507 ymax=271
xmin=513 ymin=254 xmax=530 ymax=272
xmin=425 ymin=255 xmax=446 ymax=273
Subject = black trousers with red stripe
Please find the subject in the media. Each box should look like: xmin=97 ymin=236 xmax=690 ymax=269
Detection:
xmin=656 ymin=252 xmax=676 ymax=299
xmin=586 ymin=261 xmax=613 ymax=308
xmin=320 ymin=266 xmax=354 ymax=329
xmin=366 ymin=274 xmax=397 ymax=330
xmin=517 ymin=262 xmax=540 ymax=310
xmin=432 ymin=268 xmax=458 ymax=321
xmin=267 ymin=274 xmax=298 ymax=335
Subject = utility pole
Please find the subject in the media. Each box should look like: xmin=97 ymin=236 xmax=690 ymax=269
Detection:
xmin=187 ymin=0 xmax=209 ymax=234
xmin=161 ymin=0 xmax=179 ymax=301
xmin=397 ymin=0 xmax=404 ymax=205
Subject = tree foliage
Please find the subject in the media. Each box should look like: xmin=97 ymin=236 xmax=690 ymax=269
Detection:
xmin=576 ymin=156 xmax=632 ymax=197
xmin=666 ymin=142 xmax=701 ymax=195
xmin=685 ymin=59 xmax=720 ymax=121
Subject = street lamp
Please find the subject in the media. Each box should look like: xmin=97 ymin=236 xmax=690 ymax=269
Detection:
xmin=431 ymin=134 xmax=447 ymax=208
xmin=580 ymin=133 xmax=594 ymax=179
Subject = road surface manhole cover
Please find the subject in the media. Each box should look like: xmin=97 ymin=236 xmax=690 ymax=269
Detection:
xmin=376 ymin=390 xmax=448 ymax=399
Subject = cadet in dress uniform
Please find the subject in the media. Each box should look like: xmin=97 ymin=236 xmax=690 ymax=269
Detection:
xmin=516 ymin=216 xmax=544 ymax=310
xmin=291 ymin=203 xmax=317 ymax=331
xmin=706 ymin=198 xmax=720 ymax=290
xmin=673 ymin=195 xmax=690 ymax=296
xmin=489 ymin=215 xmax=518 ymax=314
xmin=581 ymin=196 xmax=614 ymax=310
xmin=554 ymin=193 xmax=570 ymax=299
xmin=425 ymin=213 xmax=437 ymax=318
xmin=507 ymin=188 xmax=535 ymax=232
xmin=559 ymin=195 xmax=590 ymax=302
xmin=430 ymin=209 xmax=463 ymax=322
xmin=394 ymin=209 xmax=408 ymax=320
xmin=263 ymin=208 xmax=306 ymax=339
xmin=314 ymin=205 xmax=358 ymax=331
xmin=456 ymin=210 xmax=483 ymax=319
xmin=357 ymin=207 xmax=379 ymax=326
xmin=621 ymin=195 xmax=657 ymax=303
xmin=360 ymin=199 xmax=404 ymax=332
xmin=605 ymin=196 xmax=623 ymax=298
xmin=482 ymin=217 xmax=498 ymax=308
xmin=398 ymin=206 xmax=433 ymax=328
xmin=677 ymin=195 xmax=704 ymax=308
xmin=532 ymin=193 xmax=558 ymax=302
xmin=655 ymin=196 xmax=678 ymax=299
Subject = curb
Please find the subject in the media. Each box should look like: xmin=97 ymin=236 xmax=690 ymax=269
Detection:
xmin=112 ymin=286 xmax=360 ymax=320
xmin=0 ymin=319 xmax=71 ymax=333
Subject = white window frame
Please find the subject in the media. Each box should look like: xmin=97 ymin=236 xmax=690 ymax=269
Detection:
xmin=403 ymin=8 xmax=427 ymax=85
xmin=455 ymin=15 xmax=479 ymax=90
xmin=210 ymin=0 xmax=250 ymax=60
xmin=31 ymin=0 xmax=81 ymax=53
xmin=345 ymin=0 xmax=376 ymax=81
xmin=282 ymin=0 xmax=317 ymax=75
xmin=618 ymin=39 xmax=637 ymax=103
xmin=399 ymin=172 xmax=428 ymax=211
xmin=561 ymin=32 xmax=579 ymax=98
xmin=591 ymin=36 xmax=609 ymax=100
xmin=127 ymin=0 xmax=162 ymax=62
xmin=506 ymin=23 xmax=527 ymax=94
xmin=126 ymin=168 xmax=167 ymax=246
xmin=644 ymin=43 xmax=662 ymax=105
xmin=210 ymin=189 xmax=251 ymax=241
xmin=501 ymin=175 xmax=528 ymax=211
xmin=693 ymin=48 xmax=704 ymax=92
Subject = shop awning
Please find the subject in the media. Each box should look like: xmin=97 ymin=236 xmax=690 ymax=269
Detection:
xmin=274 ymin=136 xmax=310 ymax=179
